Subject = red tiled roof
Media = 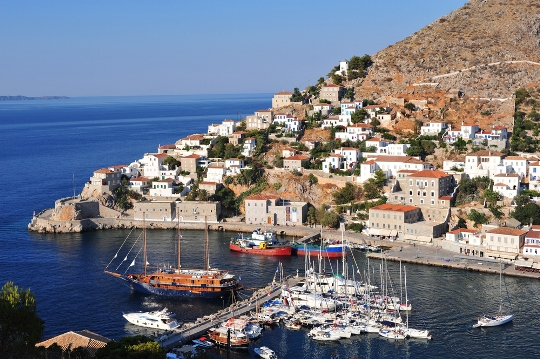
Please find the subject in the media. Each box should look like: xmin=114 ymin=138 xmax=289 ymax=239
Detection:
xmin=285 ymin=154 xmax=310 ymax=161
xmin=493 ymin=182 xmax=507 ymax=187
xmin=370 ymin=204 xmax=419 ymax=212
xmin=526 ymin=230 xmax=540 ymax=238
xmin=183 ymin=134 xmax=205 ymax=141
xmin=504 ymin=156 xmax=527 ymax=161
xmin=153 ymin=153 xmax=169 ymax=158
xmin=182 ymin=154 xmax=201 ymax=159
xmin=94 ymin=168 xmax=114 ymax=174
xmin=486 ymin=227 xmax=527 ymax=236
xmin=36 ymin=330 xmax=111 ymax=357
xmin=492 ymin=126 xmax=507 ymax=130
xmin=348 ymin=123 xmax=373 ymax=128
xmin=408 ymin=169 xmax=450 ymax=179
xmin=440 ymin=195 xmax=452 ymax=200
xmin=109 ymin=164 xmax=127 ymax=168
xmin=158 ymin=144 xmax=176 ymax=149
xmin=156 ymin=178 xmax=174 ymax=182
xmin=274 ymin=91 xmax=292 ymax=95
xmin=447 ymin=228 xmax=479 ymax=234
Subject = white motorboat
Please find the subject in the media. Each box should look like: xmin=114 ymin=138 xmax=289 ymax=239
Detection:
xmin=403 ymin=327 xmax=432 ymax=339
xmin=473 ymin=261 xmax=514 ymax=328
xmin=309 ymin=329 xmax=341 ymax=341
xmin=254 ymin=346 xmax=277 ymax=359
xmin=123 ymin=307 xmax=180 ymax=330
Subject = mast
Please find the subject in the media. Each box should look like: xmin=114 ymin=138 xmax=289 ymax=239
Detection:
xmin=143 ymin=212 xmax=147 ymax=276
xmin=177 ymin=208 xmax=181 ymax=269
xmin=205 ymin=216 xmax=210 ymax=271
xmin=405 ymin=266 xmax=409 ymax=329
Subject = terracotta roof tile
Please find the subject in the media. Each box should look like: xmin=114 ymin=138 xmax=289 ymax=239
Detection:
xmin=370 ymin=203 xmax=419 ymax=212
xmin=408 ymin=169 xmax=450 ymax=179
xmin=486 ymin=227 xmax=527 ymax=236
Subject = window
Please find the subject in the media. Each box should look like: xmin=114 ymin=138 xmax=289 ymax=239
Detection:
xmin=431 ymin=200 xmax=435 ymax=205
xmin=420 ymin=199 xmax=424 ymax=204
xmin=431 ymin=191 xmax=435 ymax=197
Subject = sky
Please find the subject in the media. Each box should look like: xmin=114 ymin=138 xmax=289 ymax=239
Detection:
xmin=0 ymin=1 xmax=466 ymax=97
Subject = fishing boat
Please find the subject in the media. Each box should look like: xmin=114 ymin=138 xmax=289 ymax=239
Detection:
xmin=230 ymin=234 xmax=292 ymax=256
xmin=104 ymin=216 xmax=243 ymax=298
xmin=254 ymin=346 xmax=277 ymax=359
xmin=123 ymin=307 xmax=180 ymax=330
xmin=473 ymin=260 xmax=514 ymax=328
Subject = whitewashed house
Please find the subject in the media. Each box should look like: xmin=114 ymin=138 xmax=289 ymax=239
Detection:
xmin=528 ymin=161 xmax=540 ymax=191
xmin=464 ymin=150 xmax=505 ymax=178
xmin=220 ymin=119 xmax=236 ymax=136
xmin=139 ymin=153 xmax=169 ymax=178
xmin=377 ymin=143 xmax=410 ymax=156
xmin=357 ymin=156 xmax=429 ymax=183
xmin=502 ymin=156 xmax=528 ymax=178
xmin=365 ymin=138 xmax=389 ymax=153
xmin=242 ymin=138 xmax=256 ymax=157
xmin=322 ymin=154 xmax=345 ymax=173
xmin=421 ymin=121 xmax=447 ymax=136
xmin=129 ymin=177 xmax=151 ymax=193
xmin=523 ymin=229 xmax=540 ymax=257
xmin=225 ymin=158 xmax=245 ymax=175
xmin=322 ymin=116 xmax=347 ymax=129
xmin=149 ymin=178 xmax=176 ymax=197
xmin=205 ymin=162 xmax=226 ymax=183
xmin=334 ymin=147 xmax=361 ymax=169
xmin=445 ymin=228 xmax=482 ymax=246
xmin=492 ymin=173 xmax=521 ymax=198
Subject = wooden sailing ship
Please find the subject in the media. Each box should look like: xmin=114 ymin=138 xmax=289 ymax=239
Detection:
xmin=105 ymin=215 xmax=243 ymax=298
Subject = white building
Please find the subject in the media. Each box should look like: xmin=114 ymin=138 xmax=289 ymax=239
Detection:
xmin=492 ymin=173 xmax=521 ymax=199
xmin=149 ymin=178 xmax=176 ymax=197
xmin=333 ymin=147 xmax=361 ymax=169
xmin=445 ymin=228 xmax=482 ymax=246
xmin=139 ymin=153 xmax=169 ymax=178
xmin=421 ymin=121 xmax=448 ymax=136
xmin=376 ymin=143 xmax=410 ymax=156
xmin=335 ymin=123 xmax=373 ymax=141
xmin=528 ymin=161 xmax=540 ymax=191
xmin=204 ymin=162 xmax=226 ymax=183
xmin=502 ymin=156 xmax=528 ymax=178
xmin=523 ymin=229 xmax=540 ymax=257
xmin=485 ymin=227 xmax=527 ymax=259
xmin=322 ymin=154 xmax=345 ymax=173
xmin=129 ymin=177 xmax=151 ymax=193
xmin=225 ymin=158 xmax=245 ymax=175
xmin=242 ymin=138 xmax=256 ymax=157
xmin=464 ymin=150 xmax=505 ymax=178
xmin=357 ymin=156 xmax=430 ymax=183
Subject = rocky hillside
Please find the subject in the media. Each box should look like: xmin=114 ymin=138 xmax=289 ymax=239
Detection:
xmin=358 ymin=0 xmax=540 ymax=102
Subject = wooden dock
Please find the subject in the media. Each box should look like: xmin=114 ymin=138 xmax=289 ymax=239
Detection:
xmin=159 ymin=276 xmax=300 ymax=350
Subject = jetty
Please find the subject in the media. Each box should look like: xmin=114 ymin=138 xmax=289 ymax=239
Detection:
xmin=159 ymin=276 xmax=300 ymax=350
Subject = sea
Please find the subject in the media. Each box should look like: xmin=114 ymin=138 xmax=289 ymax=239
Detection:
xmin=1 ymin=94 xmax=539 ymax=358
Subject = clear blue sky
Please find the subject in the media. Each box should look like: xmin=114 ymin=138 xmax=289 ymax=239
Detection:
xmin=0 ymin=1 xmax=466 ymax=97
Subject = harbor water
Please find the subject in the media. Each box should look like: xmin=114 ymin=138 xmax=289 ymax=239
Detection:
xmin=1 ymin=95 xmax=540 ymax=358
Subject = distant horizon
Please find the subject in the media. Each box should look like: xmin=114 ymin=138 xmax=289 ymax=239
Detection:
xmin=1 ymin=1 xmax=465 ymax=96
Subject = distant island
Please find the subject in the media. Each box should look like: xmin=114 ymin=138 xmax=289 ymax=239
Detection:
xmin=0 ymin=96 xmax=69 ymax=101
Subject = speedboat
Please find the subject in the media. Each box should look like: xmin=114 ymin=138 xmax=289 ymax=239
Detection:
xmin=254 ymin=346 xmax=277 ymax=359
xmin=379 ymin=327 xmax=408 ymax=340
xmin=123 ymin=307 xmax=180 ymax=330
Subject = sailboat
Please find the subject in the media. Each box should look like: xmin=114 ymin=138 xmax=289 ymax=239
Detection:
xmin=473 ymin=260 xmax=514 ymax=328
xmin=104 ymin=215 xmax=243 ymax=298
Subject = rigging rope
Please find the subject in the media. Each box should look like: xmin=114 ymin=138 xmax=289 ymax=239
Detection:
xmin=115 ymin=231 xmax=142 ymax=272
xmin=104 ymin=227 xmax=135 ymax=270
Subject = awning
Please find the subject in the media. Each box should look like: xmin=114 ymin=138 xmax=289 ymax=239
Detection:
xmin=404 ymin=234 xmax=416 ymax=241
xmin=369 ymin=229 xmax=380 ymax=236
xmin=484 ymin=250 xmax=517 ymax=260
xmin=378 ymin=229 xmax=393 ymax=236
xmin=415 ymin=236 xmax=433 ymax=243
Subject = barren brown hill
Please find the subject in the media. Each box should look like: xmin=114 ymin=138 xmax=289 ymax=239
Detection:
xmin=358 ymin=0 xmax=540 ymax=103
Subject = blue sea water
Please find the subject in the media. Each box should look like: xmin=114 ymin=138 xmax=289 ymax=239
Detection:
xmin=1 ymin=95 xmax=540 ymax=358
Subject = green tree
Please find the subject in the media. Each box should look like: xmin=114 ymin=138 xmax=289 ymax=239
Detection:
xmin=467 ymin=209 xmax=488 ymax=227
xmin=514 ymin=193 xmax=530 ymax=206
xmin=308 ymin=173 xmax=318 ymax=185
xmin=95 ymin=336 xmax=165 ymax=359
xmin=404 ymin=102 xmax=415 ymax=111
xmin=321 ymin=211 xmax=340 ymax=228
xmin=489 ymin=205 xmax=504 ymax=220
xmin=351 ymin=108 xmax=368 ymax=124
xmin=0 ymin=281 xmax=44 ymax=359
xmin=347 ymin=222 xmax=364 ymax=233
xmin=457 ymin=217 xmax=467 ymax=228
xmin=511 ymin=203 xmax=540 ymax=225
xmin=163 ymin=156 xmax=180 ymax=169
xmin=291 ymin=87 xmax=304 ymax=102
xmin=483 ymin=188 xmax=500 ymax=205
xmin=333 ymin=182 xmax=361 ymax=204
xmin=307 ymin=206 xmax=317 ymax=226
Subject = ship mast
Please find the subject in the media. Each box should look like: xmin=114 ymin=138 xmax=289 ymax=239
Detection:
xmin=143 ymin=212 xmax=147 ymax=276
xmin=205 ymin=216 xmax=210 ymax=271
xmin=177 ymin=208 xmax=181 ymax=269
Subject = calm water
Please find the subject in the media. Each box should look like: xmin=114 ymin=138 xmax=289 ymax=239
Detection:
xmin=1 ymin=95 xmax=539 ymax=358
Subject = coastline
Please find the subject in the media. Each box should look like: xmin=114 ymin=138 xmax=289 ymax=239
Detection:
xmin=28 ymin=206 xmax=540 ymax=280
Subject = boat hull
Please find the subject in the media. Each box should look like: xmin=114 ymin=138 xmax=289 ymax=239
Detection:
xmin=126 ymin=279 xmax=241 ymax=298
xmin=293 ymin=247 xmax=347 ymax=259
xmin=229 ymin=243 xmax=292 ymax=256
xmin=474 ymin=314 xmax=514 ymax=327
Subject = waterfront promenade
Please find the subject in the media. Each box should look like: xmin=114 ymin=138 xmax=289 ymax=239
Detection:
xmin=368 ymin=242 xmax=540 ymax=280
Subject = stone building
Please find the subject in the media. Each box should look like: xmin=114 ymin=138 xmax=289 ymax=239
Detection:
xmin=134 ymin=199 xmax=221 ymax=222
xmin=272 ymin=91 xmax=292 ymax=108
xmin=244 ymin=194 xmax=307 ymax=225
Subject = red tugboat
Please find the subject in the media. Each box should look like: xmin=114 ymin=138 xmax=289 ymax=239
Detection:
xmin=229 ymin=229 xmax=292 ymax=256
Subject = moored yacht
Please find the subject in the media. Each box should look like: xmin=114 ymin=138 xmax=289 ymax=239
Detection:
xmin=123 ymin=307 xmax=180 ymax=330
